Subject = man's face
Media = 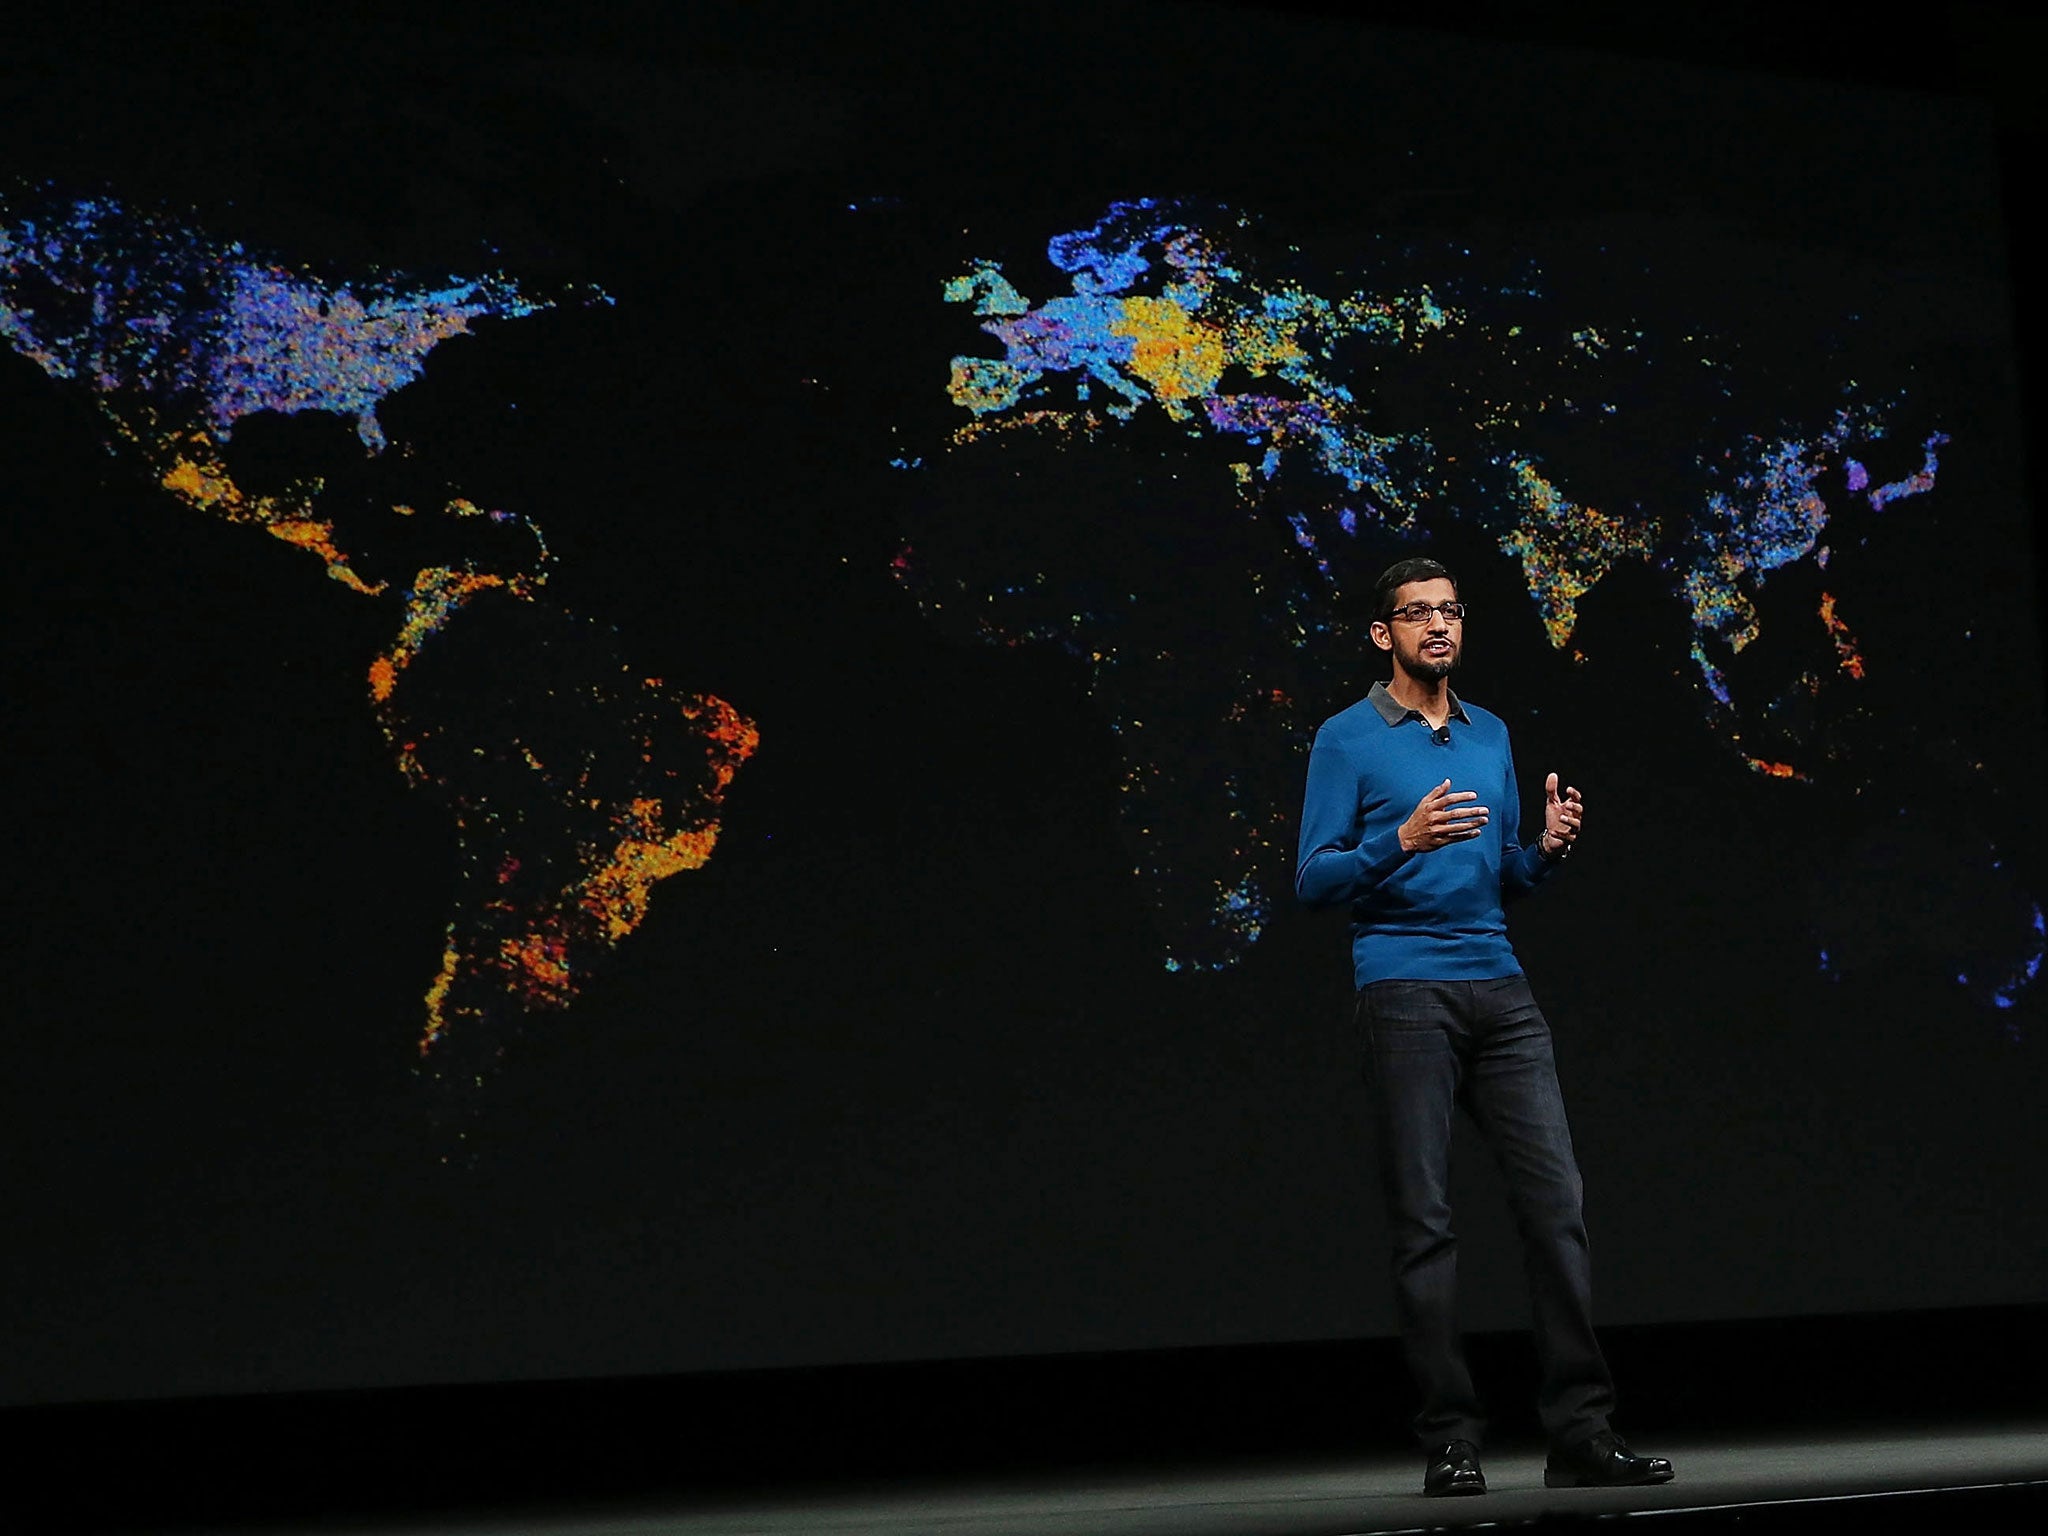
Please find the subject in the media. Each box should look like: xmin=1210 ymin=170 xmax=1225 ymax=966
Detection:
xmin=1371 ymin=576 xmax=1462 ymax=681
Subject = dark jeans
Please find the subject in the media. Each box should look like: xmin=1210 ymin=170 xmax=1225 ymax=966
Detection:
xmin=1358 ymin=975 xmax=1616 ymax=1452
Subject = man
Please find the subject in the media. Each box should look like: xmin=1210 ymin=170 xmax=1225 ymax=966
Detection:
xmin=1295 ymin=557 xmax=1673 ymax=1497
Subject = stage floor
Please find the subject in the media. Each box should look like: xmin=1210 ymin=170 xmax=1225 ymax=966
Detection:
xmin=252 ymin=1422 xmax=2048 ymax=1536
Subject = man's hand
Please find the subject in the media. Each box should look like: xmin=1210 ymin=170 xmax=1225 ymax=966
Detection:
xmin=1540 ymin=772 xmax=1583 ymax=859
xmin=1399 ymin=779 xmax=1489 ymax=853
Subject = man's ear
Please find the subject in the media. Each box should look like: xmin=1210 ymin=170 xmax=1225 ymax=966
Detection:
xmin=1369 ymin=621 xmax=1393 ymax=653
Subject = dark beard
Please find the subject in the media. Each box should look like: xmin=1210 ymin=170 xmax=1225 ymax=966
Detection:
xmin=1399 ymin=650 xmax=1456 ymax=683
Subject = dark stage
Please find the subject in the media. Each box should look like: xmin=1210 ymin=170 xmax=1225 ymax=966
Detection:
xmin=298 ymin=1430 xmax=2046 ymax=1536
xmin=20 ymin=1308 xmax=2048 ymax=1535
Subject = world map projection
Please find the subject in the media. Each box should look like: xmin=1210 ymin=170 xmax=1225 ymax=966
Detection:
xmin=2 ymin=179 xmax=2037 ymax=1128
xmin=2 ymin=4 xmax=2044 ymax=1408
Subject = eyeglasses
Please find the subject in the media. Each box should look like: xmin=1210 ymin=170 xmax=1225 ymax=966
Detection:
xmin=1384 ymin=601 xmax=1467 ymax=624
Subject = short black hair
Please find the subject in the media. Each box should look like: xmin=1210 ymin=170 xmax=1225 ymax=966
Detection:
xmin=1372 ymin=557 xmax=1458 ymax=622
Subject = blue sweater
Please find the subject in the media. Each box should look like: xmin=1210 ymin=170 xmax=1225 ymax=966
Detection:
xmin=1295 ymin=682 xmax=1554 ymax=987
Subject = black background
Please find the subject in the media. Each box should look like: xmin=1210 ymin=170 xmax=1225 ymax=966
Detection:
xmin=3 ymin=0 xmax=2044 ymax=1466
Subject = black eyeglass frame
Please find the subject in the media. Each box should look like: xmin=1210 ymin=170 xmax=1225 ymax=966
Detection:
xmin=1379 ymin=601 xmax=1469 ymax=625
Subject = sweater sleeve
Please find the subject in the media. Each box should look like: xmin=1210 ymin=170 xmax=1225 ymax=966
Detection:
xmin=1499 ymin=746 xmax=1556 ymax=898
xmin=1295 ymin=729 xmax=1413 ymax=908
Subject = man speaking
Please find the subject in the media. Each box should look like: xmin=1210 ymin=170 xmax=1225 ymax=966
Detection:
xmin=1295 ymin=557 xmax=1674 ymax=1497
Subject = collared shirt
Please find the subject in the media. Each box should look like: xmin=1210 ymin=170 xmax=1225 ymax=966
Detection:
xmin=1295 ymin=681 xmax=1553 ymax=987
xmin=1365 ymin=679 xmax=1472 ymax=731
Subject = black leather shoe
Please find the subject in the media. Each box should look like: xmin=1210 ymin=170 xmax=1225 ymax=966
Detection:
xmin=1543 ymin=1430 xmax=1674 ymax=1488
xmin=1424 ymin=1439 xmax=1487 ymax=1496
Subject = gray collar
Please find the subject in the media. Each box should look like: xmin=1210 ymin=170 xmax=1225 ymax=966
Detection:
xmin=1368 ymin=679 xmax=1470 ymax=727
